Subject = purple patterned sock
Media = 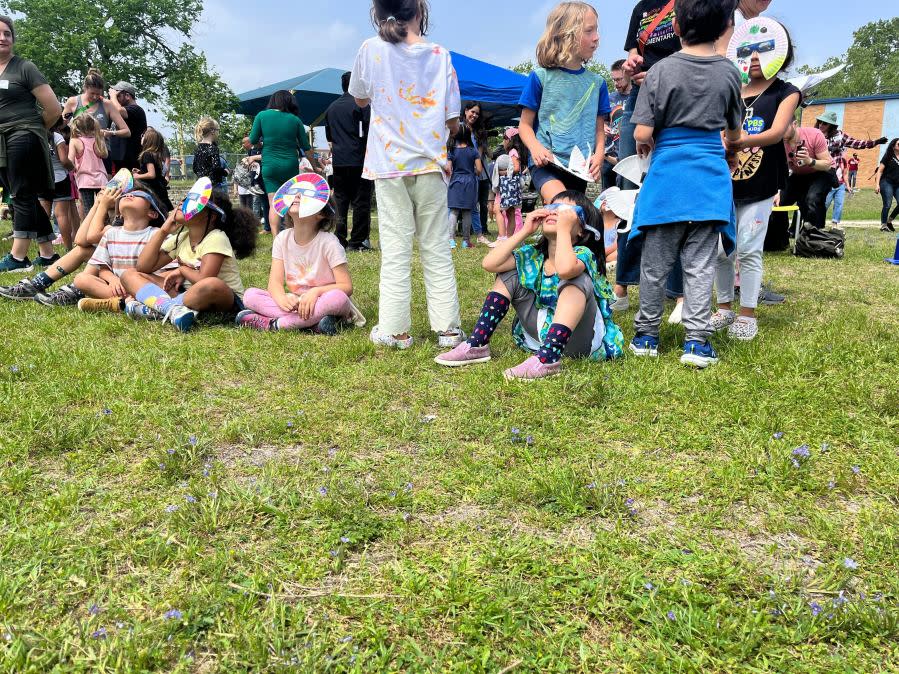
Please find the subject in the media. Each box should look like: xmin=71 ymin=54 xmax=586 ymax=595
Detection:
xmin=537 ymin=323 xmax=573 ymax=364
xmin=467 ymin=291 xmax=510 ymax=347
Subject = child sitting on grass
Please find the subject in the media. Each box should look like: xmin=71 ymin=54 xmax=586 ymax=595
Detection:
xmin=74 ymin=182 xmax=176 ymax=313
xmin=628 ymin=0 xmax=743 ymax=369
xmin=237 ymin=192 xmax=364 ymax=333
xmin=121 ymin=190 xmax=257 ymax=331
xmin=435 ymin=190 xmax=623 ymax=380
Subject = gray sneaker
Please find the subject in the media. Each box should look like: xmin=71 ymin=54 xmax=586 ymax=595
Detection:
xmin=0 ymin=278 xmax=39 ymax=300
xmin=34 ymin=284 xmax=84 ymax=307
xmin=610 ymin=294 xmax=630 ymax=312
xmin=758 ymin=285 xmax=785 ymax=305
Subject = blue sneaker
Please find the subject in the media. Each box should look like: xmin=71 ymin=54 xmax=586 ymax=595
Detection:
xmin=125 ymin=300 xmax=159 ymax=320
xmin=162 ymin=304 xmax=197 ymax=332
xmin=461 ymin=240 xmax=473 ymax=249
xmin=629 ymin=334 xmax=659 ymax=357
xmin=0 ymin=253 xmax=32 ymax=273
xmin=680 ymin=340 xmax=719 ymax=369
xmin=449 ymin=239 xmax=457 ymax=249
xmin=315 ymin=315 xmax=340 ymax=336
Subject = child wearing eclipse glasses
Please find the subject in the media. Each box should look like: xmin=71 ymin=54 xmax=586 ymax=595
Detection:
xmin=435 ymin=190 xmax=623 ymax=380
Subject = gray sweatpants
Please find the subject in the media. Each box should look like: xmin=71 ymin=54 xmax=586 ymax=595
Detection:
xmin=634 ymin=223 xmax=719 ymax=343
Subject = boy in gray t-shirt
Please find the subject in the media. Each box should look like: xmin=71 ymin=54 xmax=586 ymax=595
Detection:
xmin=627 ymin=0 xmax=743 ymax=369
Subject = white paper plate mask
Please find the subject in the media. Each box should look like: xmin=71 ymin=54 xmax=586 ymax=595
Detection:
xmin=728 ymin=17 xmax=789 ymax=85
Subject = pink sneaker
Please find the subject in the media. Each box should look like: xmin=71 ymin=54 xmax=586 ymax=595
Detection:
xmin=503 ymin=356 xmax=562 ymax=381
xmin=235 ymin=310 xmax=277 ymax=331
xmin=434 ymin=341 xmax=491 ymax=367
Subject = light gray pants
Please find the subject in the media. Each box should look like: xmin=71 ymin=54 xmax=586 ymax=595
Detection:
xmin=634 ymin=223 xmax=719 ymax=342
xmin=449 ymin=208 xmax=472 ymax=242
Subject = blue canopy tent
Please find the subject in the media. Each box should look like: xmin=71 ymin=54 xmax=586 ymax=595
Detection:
xmin=236 ymin=54 xmax=526 ymax=128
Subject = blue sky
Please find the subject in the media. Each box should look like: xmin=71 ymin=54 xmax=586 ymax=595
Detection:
xmin=192 ymin=0 xmax=892 ymax=95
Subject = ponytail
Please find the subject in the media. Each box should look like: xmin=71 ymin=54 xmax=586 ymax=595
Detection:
xmin=370 ymin=0 xmax=430 ymax=44
xmin=84 ymin=68 xmax=105 ymax=92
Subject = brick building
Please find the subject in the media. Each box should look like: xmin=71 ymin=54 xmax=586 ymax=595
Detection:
xmin=801 ymin=93 xmax=899 ymax=188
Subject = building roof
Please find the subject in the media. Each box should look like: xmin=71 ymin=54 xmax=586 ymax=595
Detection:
xmin=808 ymin=93 xmax=899 ymax=105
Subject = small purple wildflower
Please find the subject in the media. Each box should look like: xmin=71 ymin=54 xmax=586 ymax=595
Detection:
xmin=851 ymin=465 xmax=861 ymax=475
xmin=91 ymin=627 xmax=107 ymax=639
xmin=644 ymin=582 xmax=655 ymax=591
xmin=158 ymin=463 xmax=166 ymax=471
xmin=88 ymin=603 xmax=101 ymax=616
xmin=287 ymin=421 xmax=294 ymax=428
xmin=843 ymin=557 xmax=858 ymax=570
xmin=102 ymin=408 xmax=112 ymax=415
xmin=403 ymin=482 xmax=413 ymax=492
xmin=184 ymin=495 xmax=197 ymax=504
xmin=525 ymin=435 xmax=534 ymax=445
xmin=833 ymin=591 xmax=848 ymax=607
xmin=389 ymin=490 xmax=397 ymax=498
xmin=402 ymin=512 xmax=411 ymax=522
xmin=318 ymin=486 xmax=328 ymax=497
xmin=188 ymin=435 xmax=198 ymax=446
xmin=9 ymin=365 xmax=19 ymax=374
xmin=329 ymin=549 xmax=338 ymax=558
xmin=792 ymin=445 xmax=810 ymax=458
xmin=511 ymin=427 xmax=520 ymax=435
xmin=821 ymin=442 xmax=830 ymax=452
xmin=115 ymin=622 xmax=126 ymax=629
xmin=208 ymin=490 xmax=217 ymax=498
xmin=340 ymin=536 xmax=350 ymax=544
xmin=586 ymin=482 xmax=596 ymax=490
xmin=809 ymin=601 xmax=822 ymax=617
xmin=791 ymin=458 xmax=801 ymax=468
xmin=772 ymin=432 xmax=784 ymax=440
xmin=827 ymin=480 xmax=836 ymax=490
xmin=666 ymin=610 xmax=676 ymax=621
xmin=167 ymin=449 xmax=176 ymax=455
xmin=165 ymin=504 xmax=178 ymax=513
xmin=340 ymin=635 xmax=353 ymax=643
xmin=328 ymin=447 xmax=338 ymax=458
xmin=163 ymin=609 xmax=183 ymax=620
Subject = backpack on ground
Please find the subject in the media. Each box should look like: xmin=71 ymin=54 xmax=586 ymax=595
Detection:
xmin=794 ymin=222 xmax=844 ymax=259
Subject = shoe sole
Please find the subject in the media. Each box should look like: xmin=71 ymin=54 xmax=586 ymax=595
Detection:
xmin=680 ymin=354 xmax=719 ymax=368
xmin=0 ymin=265 xmax=33 ymax=274
xmin=434 ymin=355 xmax=491 ymax=367
xmin=502 ymin=369 xmax=561 ymax=382
xmin=77 ymin=299 xmax=121 ymax=313
xmin=629 ymin=344 xmax=659 ymax=358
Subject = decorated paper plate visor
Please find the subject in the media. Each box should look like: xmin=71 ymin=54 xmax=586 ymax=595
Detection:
xmin=106 ymin=168 xmax=134 ymax=193
xmin=180 ymin=177 xmax=224 ymax=221
xmin=727 ymin=17 xmax=789 ymax=84
xmin=273 ymin=173 xmax=331 ymax=218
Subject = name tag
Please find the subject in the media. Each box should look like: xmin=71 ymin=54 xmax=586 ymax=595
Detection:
xmin=0 ymin=81 xmax=9 ymax=90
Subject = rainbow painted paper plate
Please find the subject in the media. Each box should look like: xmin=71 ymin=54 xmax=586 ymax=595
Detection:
xmin=181 ymin=177 xmax=213 ymax=221
xmin=728 ymin=17 xmax=789 ymax=84
xmin=273 ymin=173 xmax=331 ymax=218
xmin=106 ymin=168 xmax=134 ymax=193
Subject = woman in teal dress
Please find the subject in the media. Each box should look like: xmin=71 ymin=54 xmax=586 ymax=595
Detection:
xmin=249 ymin=90 xmax=312 ymax=234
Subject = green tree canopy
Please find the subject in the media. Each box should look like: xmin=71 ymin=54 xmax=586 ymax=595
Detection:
xmin=798 ymin=18 xmax=899 ymax=99
xmin=0 ymin=0 xmax=202 ymax=100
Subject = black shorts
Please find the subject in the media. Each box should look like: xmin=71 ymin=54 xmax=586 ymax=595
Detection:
xmin=530 ymin=164 xmax=588 ymax=196
xmin=197 ymin=292 xmax=245 ymax=326
xmin=43 ymin=177 xmax=75 ymax=202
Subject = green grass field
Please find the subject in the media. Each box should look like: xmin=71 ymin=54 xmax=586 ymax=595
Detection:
xmin=1 ymin=221 xmax=898 ymax=672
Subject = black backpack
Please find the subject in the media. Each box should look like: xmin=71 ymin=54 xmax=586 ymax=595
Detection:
xmin=794 ymin=222 xmax=844 ymax=259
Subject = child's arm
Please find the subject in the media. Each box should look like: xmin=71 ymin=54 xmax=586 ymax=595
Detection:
xmin=634 ymin=124 xmax=655 ymax=158
xmin=176 ymin=253 xmax=224 ymax=287
xmin=267 ymin=258 xmax=299 ymax=313
xmin=68 ymin=138 xmax=82 ymax=164
xmin=134 ymin=161 xmax=155 ymax=180
xmin=553 ymin=210 xmax=587 ymax=280
xmin=85 ymin=188 xmax=121 ymax=245
xmin=135 ymin=213 xmax=177 ymax=273
xmin=519 ymin=109 xmax=554 ymax=167
xmin=56 ymin=141 xmax=74 ymax=171
xmin=482 ymin=209 xmax=544 ymax=274
xmin=296 ymin=263 xmax=353 ymax=321
xmin=590 ymin=116 xmax=606 ymax=181
xmin=474 ymin=157 xmax=484 ymax=176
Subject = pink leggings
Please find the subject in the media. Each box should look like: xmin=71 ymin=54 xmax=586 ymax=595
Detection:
xmin=494 ymin=195 xmax=523 ymax=234
xmin=243 ymin=288 xmax=352 ymax=330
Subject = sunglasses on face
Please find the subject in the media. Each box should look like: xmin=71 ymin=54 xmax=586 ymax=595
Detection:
xmin=544 ymin=203 xmax=586 ymax=222
xmin=736 ymin=40 xmax=776 ymax=59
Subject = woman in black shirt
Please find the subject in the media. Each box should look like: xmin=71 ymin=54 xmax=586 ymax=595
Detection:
xmin=873 ymin=138 xmax=899 ymax=232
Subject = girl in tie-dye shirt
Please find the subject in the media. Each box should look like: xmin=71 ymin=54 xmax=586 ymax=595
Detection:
xmin=349 ymin=0 xmax=464 ymax=351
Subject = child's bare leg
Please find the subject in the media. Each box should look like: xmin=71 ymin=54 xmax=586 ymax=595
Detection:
xmin=121 ymin=269 xmax=178 ymax=299
xmin=182 ymin=278 xmax=238 ymax=312
xmin=553 ymin=284 xmax=587 ymax=328
xmin=73 ymin=268 xmax=115 ymax=298
xmin=54 ymin=201 xmax=73 ymax=250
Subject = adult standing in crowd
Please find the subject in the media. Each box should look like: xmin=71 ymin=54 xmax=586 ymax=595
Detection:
xmin=846 ymin=153 xmax=860 ymax=192
xmin=105 ymin=81 xmax=146 ymax=171
xmin=873 ymin=138 xmax=899 ymax=232
xmin=603 ymin=60 xmax=631 ymax=190
xmin=619 ymin=0 xmax=681 ymax=189
xmin=718 ymin=0 xmax=773 ymax=52
xmin=61 ymin=68 xmax=129 ymax=171
xmin=461 ymin=101 xmax=492 ymax=244
xmin=780 ymin=120 xmax=833 ymax=229
xmin=0 ymin=15 xmax=63 ymax=272
xmin=249 ymin=90 xmax=313 ymax=236
xmin=325 ymin=72 xmax=373 ymax=251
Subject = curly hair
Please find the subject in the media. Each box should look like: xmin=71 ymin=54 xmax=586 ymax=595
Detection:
xmin=535 ymin=2 xmax=597 ymax=69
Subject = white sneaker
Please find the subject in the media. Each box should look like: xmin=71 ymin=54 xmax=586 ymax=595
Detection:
xmin=727 ymin=316 xmax=758 ymax=341
xmin=477 ymin=235 xmax=492 ymax=246
xmin=370 ymin=325 xmax=413 ymax=350
xmin=667 ymin=301 xmax=684 ymax=325
xmin=437 ymin=329 xmax=466 ymax=348
xmin=710 ymin=309 xmax=736 ymax=331
xmin=610 ymin=294 xmax=629 ymax=311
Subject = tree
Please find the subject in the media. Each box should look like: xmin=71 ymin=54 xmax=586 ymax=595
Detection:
xmin=798 ymin=18 xmax=899 ymax=99
xmin=161 ymin=46 xmax=241 ymax=160
xmin=511 ymin=59 xmax=612 ymax=89
xmin=0 ymin=0 xmax=202 ymax=100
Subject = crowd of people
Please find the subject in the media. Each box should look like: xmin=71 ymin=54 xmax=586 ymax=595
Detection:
xmin=0 ymin=0 xmax=897 ymax=380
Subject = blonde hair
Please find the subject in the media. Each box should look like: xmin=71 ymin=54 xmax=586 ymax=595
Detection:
xmin=194 ymin=116 xmax=220 ymax=142
xmin=536 ymin=2 xmax=598 ymax=69
xmin=71 ymin=113 xmax=108 ymax=158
